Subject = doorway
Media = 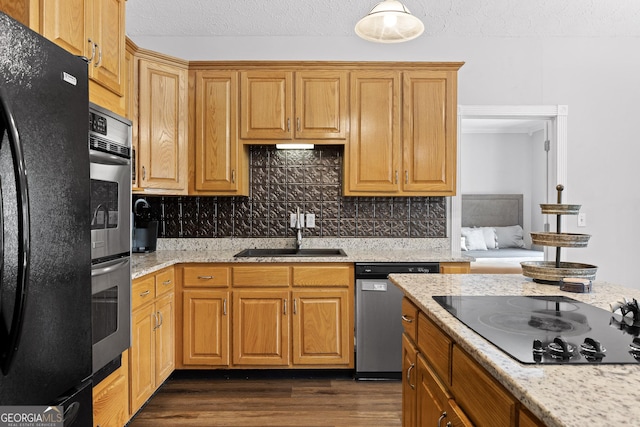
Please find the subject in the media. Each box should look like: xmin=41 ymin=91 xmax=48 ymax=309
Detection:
xmin=451 ymin=105 xmax=568 ymax=258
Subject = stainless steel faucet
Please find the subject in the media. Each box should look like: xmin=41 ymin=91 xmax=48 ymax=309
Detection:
xmin=295 ymin=207 xmax=303 ymax=250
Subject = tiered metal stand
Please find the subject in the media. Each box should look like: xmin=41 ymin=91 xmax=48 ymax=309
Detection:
xmin=521 ymin=185 xmax=597 ymax=284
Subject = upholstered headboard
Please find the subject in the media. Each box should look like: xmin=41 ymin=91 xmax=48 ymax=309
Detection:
xmin=461 ymin=194 xmax=523 ymax=227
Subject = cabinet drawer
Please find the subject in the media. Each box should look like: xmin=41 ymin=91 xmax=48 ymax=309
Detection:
xmin=401 ymin=297 xmax=418 ymax=342
xmin=232 ymin=266 xmax=290 ymax=287
xmin=155 ymin=268 xmax=175 ymax=296
xmin=132 ymin=276 xmax=155 ymax=310
xmin=183 ymin=266 xmax=230 ymax=288
xmin=292 ymin=265 xmax=352 ymax=287
xmin=451 ymin=345 xmax=516 ymax=427
xmin=418 ymin=312 xmax=451 ymax=385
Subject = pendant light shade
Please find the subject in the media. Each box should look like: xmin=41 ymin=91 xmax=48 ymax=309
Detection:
xmin=355 ymin=0 xmax=424 ymax=43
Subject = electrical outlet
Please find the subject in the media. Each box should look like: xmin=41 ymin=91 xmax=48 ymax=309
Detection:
xmin=306 ymin=213 xmax=316 ymax=228
xmin=577 ymin=212 xmax=587 ymax=227
xmin=290 ymin=213 xmax=304 ymax=228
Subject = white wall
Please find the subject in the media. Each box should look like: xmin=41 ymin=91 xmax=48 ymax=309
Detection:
xmin=128 ymin=34 xmax=640 ymax=289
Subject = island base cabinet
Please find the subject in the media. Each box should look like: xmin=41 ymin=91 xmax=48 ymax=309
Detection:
xmin=402 ymin=334 xmax=418 ymax=427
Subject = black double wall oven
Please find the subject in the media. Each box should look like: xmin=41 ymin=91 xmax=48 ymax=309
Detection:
xmin=89 ymin=103 xmax=132 ymax=378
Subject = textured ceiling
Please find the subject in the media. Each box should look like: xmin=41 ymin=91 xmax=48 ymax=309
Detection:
xmin=126 ymin=0 xmax=640 ymax=38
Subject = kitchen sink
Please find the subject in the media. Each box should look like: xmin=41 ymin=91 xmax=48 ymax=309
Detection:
xmin=233 ymin=248 xmax=347 ymax=257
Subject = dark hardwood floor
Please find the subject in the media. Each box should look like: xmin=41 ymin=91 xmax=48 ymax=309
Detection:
xmin=128 ymin=371 xmax=402 ymax=427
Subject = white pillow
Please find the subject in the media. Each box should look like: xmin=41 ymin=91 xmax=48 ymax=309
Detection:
xmin=478 ymin=227 xmax=498 ymax=249
xmin=495 ymin=225 xmax=525 ymax=248
xmin=461 ymin=228 xmax=487 ymax=251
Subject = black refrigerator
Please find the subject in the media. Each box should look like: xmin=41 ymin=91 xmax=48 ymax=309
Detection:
xmin=0 ymin=13 xmax=92 ymax=425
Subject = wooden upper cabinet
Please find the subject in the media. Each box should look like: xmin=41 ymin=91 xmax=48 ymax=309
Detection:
xmin=138 ymin=58 xmax=188 ymax=193
xmin=89 ymin=0 xmax=125 ymax=96
xmin=240 ymin=69 xmax=348 ymax=143
xmin=402 ymin=70 xmax=457 ymax=195
xmin=345 ymin=66 xmax=460 ymax=196
xmin=346 ymin=70 xmax=401 ymax=195
xmin=39 ymin=0 xmax=125 ymax=110
xmin=294 ymin=71 xmax=348 ymax=140
xmin=240 ymin=70 xmax=293 ymax=140
xmin=192 ymin=70 xmax=248 ymax=195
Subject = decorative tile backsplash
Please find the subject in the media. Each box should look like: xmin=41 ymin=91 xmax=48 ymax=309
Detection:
xmin=133 ymin=146 xmax=447 ymax=239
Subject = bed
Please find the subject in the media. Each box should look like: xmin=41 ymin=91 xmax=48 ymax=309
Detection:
xmin=461 ymin=194 xmax=544 ymax=273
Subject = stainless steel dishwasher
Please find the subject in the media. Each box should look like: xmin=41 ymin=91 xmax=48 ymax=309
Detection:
xmin=355 ymin=262 xmax=439 ymax=379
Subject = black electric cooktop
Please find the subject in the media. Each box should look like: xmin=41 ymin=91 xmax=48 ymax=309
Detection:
xmin=433 ymin=295 xmax=640 ymax=365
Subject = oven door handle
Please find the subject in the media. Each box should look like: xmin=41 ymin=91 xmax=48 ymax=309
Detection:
xmin=91 ymin=258 xmax=130 ymax=277
xmin=89 ymin=149 xmax=131 ymax=166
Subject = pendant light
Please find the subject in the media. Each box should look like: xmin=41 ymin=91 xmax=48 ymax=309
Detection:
xmin=355 ymin=0 xmax=424 ymax=43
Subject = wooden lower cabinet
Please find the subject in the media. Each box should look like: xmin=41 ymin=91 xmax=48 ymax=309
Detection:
xmin=439 ymin=262 xmax=470 ymax=274
xmin=402 ymin=304 xmax=545 ymax=427
xmin=129 ymin=268 xmax=175 ymax=417
xmin=178 ymin=263 xmax=354 ymax=369
xmin=232 ymin=290 xmax=290 ymax=366
xmin=292 ymin=289 xmax=350 ymax=365
xmin=182 ymin=290 xmax=230 ymax=366
xmin=93 ymin=350 xmax=129 ymax=427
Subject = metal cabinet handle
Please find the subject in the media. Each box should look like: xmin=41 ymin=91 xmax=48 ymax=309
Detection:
xmin=287 ymin=118 xmax=291 ymax=132
xmin=162 ymin=279 xmax=172 ymax=286
xmin=284 ymin=298 xmax=287 ymax=315
xmin=94 ymin=43 xmax=101 ymax=67
xmin=142 ymin=165 xmax=146 ymax=180
xmin=197 ymin=276 xmax=214 ymax=280
xmin=401 ymin=315 xmax=413 ymax=323
xmin=446 ymin=423 xmax=452 ymax=427
xmin=87 ymin=38 xmax=95 ymax=63
xmin=395 ymin=170 xmax=398 ymax=184
xmin=406 ymin=363 xmax=415 ymax=390
xmin=158 ymin=311 xmax=163 ymax=327
xmin=152 ymin=313 xmax=158 ymax=330
xmin=293 ymin=298 xmax=297 ymax=315
xmin=405 ymin=170 xmax=408 ymax=184
xmin=437 ymin=412 xmax=447 ymax=427
xmin=223 ymin=298 xmax=227 ymax=316
xmin=140 ymin=290 xmax=150 ymax=297
xmin=296 ymin=117 xmax=300 ymax=132
xmin=231 ymin=169 xmax=236 ymax=184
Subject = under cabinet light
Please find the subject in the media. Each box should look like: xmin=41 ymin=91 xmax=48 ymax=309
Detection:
xmin=275 ymin=144 xmax=315 ymax=150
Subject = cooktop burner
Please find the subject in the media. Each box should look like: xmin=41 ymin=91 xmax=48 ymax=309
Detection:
xmin=433 ymin=295 xmax=640 ymax=365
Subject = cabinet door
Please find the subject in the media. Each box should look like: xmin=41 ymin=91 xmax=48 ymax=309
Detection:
xmin=40 ymin=0 xmax=88 ymax=57
xmin=194 ymin=70 xmax=245 ymax=193
xmin=138 ymin=59 xmax=188 ymax=192
xmin=129 ymin=304 xmax=155 ymax=415
xmin=92 ymin=363 xmax=128 ymax=427
xmin=295 ymin=71 xmax=348 ymax=140
xmin=183 ymin=290 xmax=229 ymax=366
xmin=154 ymin=292 xmax=175 ymax=386
xmin=240 ymin=71 xmax=293 ymax=140
xmin=402 ymin=334 xmax=418 ymax=427
xmin=416 ymin=353 xmax=450 ymax=427
xmin=232 ymin=290 xmax=289 ymax=366
xmin=88 ymin=0 xmax=124 ymax=95
xmin=291 ymin=289 xmax=350 ymax=365
xmin=402 ymin=70 xmax=457 ymax=195
xmin=345 ymin=71 xmax=401 ymax=195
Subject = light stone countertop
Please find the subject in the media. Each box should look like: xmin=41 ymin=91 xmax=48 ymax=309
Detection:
xmin=388 ymin=273 xmax=640 ymax=427
xmin=131 ymin=237 xmax=469 ymax=279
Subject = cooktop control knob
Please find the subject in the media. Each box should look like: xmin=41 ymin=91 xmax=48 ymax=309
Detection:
xmin=548 ymin=336 xmax=575 ymax=359
xmin=580 ymin=337 xmax=606 ymax=360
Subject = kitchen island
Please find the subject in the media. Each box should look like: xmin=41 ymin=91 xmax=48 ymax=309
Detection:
xmin=388 ymin=273 xmax=640 ymax=427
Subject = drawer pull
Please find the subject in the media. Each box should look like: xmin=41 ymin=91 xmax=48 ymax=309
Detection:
xmin=198 ymin=275 xmax=214 ymax=280
xmin=406 ymin=363 xmax=415 ymax=390
xmin=162 ymin=279 xmax=172 ymax=285
xmin=437 ymin=412 xmax=447 ymax=427
xmin=401 ymin=315 xmax=413 ymax=323
xmin=140 ymin=290 xmax=150 ymax=297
